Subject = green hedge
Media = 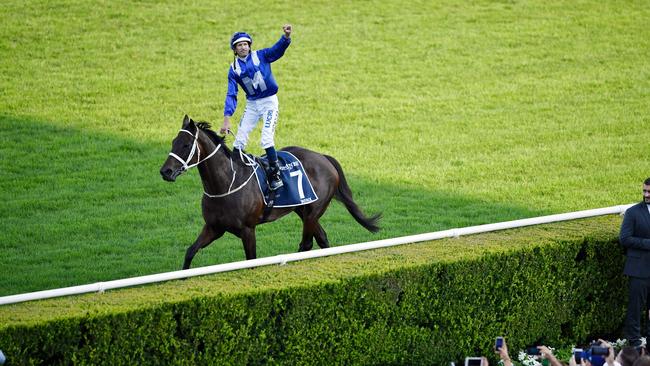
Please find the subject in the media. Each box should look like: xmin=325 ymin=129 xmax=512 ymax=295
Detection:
xmin=0 ymin=215 xmax=627 ymax=365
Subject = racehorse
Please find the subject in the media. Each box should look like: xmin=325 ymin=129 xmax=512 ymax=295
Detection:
xmin=160 ymin=115 xmax=381 ymax=269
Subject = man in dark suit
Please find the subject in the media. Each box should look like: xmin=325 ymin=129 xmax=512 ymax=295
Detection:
xmin=620 ymin=177 xmax=650 ymax=346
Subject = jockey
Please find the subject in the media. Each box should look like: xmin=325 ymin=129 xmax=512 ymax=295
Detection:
xmin=220 ymin=24 xmax=292 ymax=191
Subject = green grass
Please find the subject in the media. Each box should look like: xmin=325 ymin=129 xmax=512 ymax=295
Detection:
xmin=1 ymin=0 xmax=649 ymax=296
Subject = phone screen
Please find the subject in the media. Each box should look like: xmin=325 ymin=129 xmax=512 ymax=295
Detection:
xmin=495 ymin=337 xmax=503 ymax=350
xmin=572 ymin=348 xmax=583 ymax=363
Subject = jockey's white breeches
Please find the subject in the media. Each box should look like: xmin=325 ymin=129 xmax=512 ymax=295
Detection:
xmin=233 ymin=94 xmax=279 ymax=150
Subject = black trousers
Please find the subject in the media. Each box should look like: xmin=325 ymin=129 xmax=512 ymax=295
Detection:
xmin=624 ymin=276 xmax=650 ymax=345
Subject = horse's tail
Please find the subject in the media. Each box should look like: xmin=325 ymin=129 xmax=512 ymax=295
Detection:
xmin=325 ymin=155 xmax=381 ymax=233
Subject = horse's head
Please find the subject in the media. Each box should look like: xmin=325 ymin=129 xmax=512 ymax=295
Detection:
xmin=160 ymin=115 xmax=203 ymax=182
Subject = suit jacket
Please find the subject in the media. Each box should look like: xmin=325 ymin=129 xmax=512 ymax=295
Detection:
xmin=620 ymin=202 xmax=650 ymax=278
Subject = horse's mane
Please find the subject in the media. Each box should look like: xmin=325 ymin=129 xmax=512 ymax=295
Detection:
xmin=196 ymin=121 xmax=231 ymax=158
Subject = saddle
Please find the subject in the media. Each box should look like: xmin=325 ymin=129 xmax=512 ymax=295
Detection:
xmin=250 ymin=151 xmax=319 ymax=209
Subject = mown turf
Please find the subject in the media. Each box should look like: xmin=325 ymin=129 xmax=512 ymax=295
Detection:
xmin=1 ymin=0 xmax=649 ymax=296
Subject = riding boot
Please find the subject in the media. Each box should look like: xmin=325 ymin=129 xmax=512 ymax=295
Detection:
xmin=267 ymin=160 xmax=283 ymax=191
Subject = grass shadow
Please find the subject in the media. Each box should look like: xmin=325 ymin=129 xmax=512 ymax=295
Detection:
xmin=1 ymin=114 xmax=555 ymax=296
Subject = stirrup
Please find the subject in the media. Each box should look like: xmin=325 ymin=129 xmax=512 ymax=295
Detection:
xmin=269 ymin=174 xmax=283 ymax=191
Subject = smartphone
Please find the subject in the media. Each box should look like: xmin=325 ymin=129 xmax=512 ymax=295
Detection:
xmin=495 ymin=336 xmax=504 ymax=351
xmin=573 ymin=348 xmax=583 ymax=363
xmin=465 ymin=357 xmax=482 ymax=366
xmin=526 ymin=346 xmax=541 ymax=355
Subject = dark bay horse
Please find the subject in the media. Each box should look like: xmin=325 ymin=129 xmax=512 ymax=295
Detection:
xmin=160 ymin=115 xmax=381 ymax=269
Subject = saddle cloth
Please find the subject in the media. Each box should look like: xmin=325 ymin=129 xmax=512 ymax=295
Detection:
xmin=253 ymin=151 xmax=319 ymax=207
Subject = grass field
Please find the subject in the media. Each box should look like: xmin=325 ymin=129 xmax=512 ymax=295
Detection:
xmin=1 ymin=0 xmax=649 ymax=297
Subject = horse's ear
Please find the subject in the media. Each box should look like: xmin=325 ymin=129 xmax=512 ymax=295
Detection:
xmin=182 ymin=114 xmax=190 ymax=126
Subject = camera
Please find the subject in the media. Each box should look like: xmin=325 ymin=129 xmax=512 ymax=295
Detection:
xmin=590 ymin=345 xmax=609 ymax=356
xmin=525 ymin=346 xmax=541 ymax=355
xmin=495 ymin=336 xmax=504 ymax=351
xmin=464 ymin=357 xmax=482 ymax=366
xmin=573 ymin=344 xmax=610 ymax=366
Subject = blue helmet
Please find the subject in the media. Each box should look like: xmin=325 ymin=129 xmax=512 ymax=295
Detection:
xmin=230 ymin=32 xmax=252 ymax=50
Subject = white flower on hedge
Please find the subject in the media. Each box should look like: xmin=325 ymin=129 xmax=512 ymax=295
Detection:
xmin=611 ymin=337 xmax=645 ymax=350
xmin=611 ymin=338 xmax=628 ymax=351
xmin=517 ymin=351 xmax=542 ymax=366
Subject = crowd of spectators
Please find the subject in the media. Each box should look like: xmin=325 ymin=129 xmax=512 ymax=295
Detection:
xmin=458 ymin=338 xmax=648 ymax=366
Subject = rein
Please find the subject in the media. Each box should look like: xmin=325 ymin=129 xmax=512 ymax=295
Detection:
xmin=168 ymin=128 xmax=256 ymax=198
xmin=203 ymin=150 xmax=256 ymax=198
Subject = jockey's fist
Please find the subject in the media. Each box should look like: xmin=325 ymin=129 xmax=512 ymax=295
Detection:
xmin=220 ymin=116 xmax=231 ymax=135
xmin=283 ymin=24 xmax=292 ymax=38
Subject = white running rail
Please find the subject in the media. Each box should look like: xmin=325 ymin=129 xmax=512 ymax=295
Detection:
xmin=0 ymin=204 xmax=633 ymax=306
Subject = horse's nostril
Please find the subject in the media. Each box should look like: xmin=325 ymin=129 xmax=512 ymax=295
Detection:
xmin=160 ymin=168 xmax=174 ymax=181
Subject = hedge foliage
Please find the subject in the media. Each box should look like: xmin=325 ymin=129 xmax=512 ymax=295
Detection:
xmin=0 ymin=215 xmax=627 ymax=365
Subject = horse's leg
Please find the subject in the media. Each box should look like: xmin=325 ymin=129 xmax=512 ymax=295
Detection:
xmin=183 ymin=225 xmax=225 ymax=270
xmin=297 ymin=206 xmax=334 ymax=252
xmin=298 ymin=198 xmax=334 ymax=250
xmin=299 ymin=222 xmax=316 ymax=252
xmin=239 ymin=226 xmax=257 ymax=260
xmin=313 ymin=221 xmax=330 ymax=249
xmin=293 ymin=207 xmax=314 ymax=252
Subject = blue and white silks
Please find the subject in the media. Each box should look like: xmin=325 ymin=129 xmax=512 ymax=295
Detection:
xmin=224 ymin=35 xmax=291 ymax=116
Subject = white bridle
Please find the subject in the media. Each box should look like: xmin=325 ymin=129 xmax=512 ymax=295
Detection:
xmin=168 ymin=128 xmax=220 ymax=171
xmin=168 ymin=128 xmax=257 ymax=198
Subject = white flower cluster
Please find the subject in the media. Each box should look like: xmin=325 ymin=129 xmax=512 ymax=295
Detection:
xmin=591 ymin=337 xmax=646 ymax=351
xmin=516 ymin=351 xmax=542 ymax=366
xmin=515 ymin=348 xmax=553 ymax=366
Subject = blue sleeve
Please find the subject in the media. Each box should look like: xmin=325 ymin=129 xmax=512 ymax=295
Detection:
xmin=224 ymin=69 xmax=238 ymax=116
xmin=259 ymin=35 xmax=291 ymax=63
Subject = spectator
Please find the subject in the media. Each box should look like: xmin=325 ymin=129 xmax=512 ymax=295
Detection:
xmin=633 ymin=356 xmax=650 ymax=366
xmin=538 ymin=345 xmax=567 ymax=366
xmin=619 ymin=177 xmax=650 ymax=347
xmin=494 ymin=337 xmax=513 ymax=366
xmin=569 ymin=347 xmax=606 ymax=366
xmin=617 ymin=347 xmax=641 ymax=366
xmin=598 ymin=339 xmax=622 ymax=366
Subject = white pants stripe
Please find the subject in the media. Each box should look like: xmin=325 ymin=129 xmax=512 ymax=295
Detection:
xmin=233 ymin=94 xmax=279 ymax=150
